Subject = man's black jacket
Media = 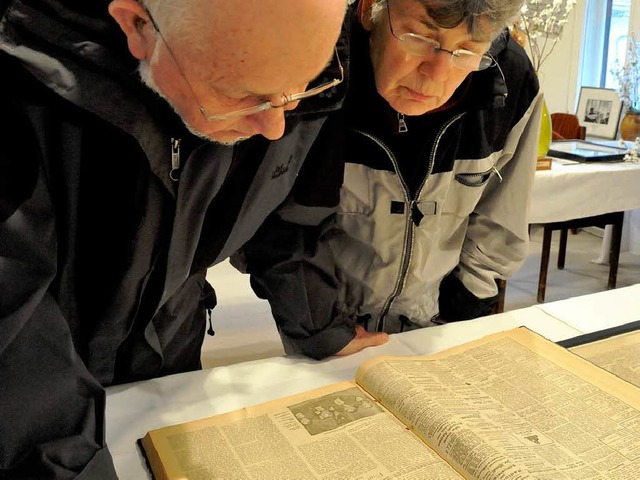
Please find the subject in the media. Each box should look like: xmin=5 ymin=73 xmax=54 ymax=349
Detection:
xmin=0 ymin=0 xmax=346 ymax=477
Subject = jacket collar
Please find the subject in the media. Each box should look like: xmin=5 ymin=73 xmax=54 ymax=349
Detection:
xmin=0 ymin=0 xmax=186 ymax=192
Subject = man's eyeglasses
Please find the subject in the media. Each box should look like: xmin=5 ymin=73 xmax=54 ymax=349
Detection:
xmin=386 ymin=1 xmax=494 ymax=72
xmin=143 ymin=5 xmax=344 ymax=121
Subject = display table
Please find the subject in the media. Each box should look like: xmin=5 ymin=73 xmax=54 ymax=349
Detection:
xmin=530 ymin=158 xmax=640 ymax=224
xmin=529 ymin=159 xmax=640 ymax=301
xmin=105 ymin=284 xmax=640 ymax=479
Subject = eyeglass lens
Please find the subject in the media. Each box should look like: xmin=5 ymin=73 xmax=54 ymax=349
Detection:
xmin=400 ymin=35 xmax=491 ymax=70
xmin=387 ymin=2 xmax=492 ymax=71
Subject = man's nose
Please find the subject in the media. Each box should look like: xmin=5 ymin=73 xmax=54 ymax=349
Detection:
xmin=418 ymin=51 xmax=452 ymax=82
xmin=251 ymin=107 xmax=288 ymax=140
xmin=252 ymin=89 xmax=305 ymax=140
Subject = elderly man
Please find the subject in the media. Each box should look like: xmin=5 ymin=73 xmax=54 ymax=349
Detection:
xmin=0 ymin=0 xmax=346 ymax=476
xmin=236 ymin=0 xmax=542 ymax=358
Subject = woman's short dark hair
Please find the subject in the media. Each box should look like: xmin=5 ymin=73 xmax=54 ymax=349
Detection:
xmin=370 ymin=0 xmax=523 ymax=39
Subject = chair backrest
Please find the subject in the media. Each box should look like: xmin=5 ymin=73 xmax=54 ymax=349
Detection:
xmin=551 ymin=113 xmax=586 ymax=140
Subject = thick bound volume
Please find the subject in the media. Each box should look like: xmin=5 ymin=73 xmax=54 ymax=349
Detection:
xmin=139 ymin=327 xmax=640 ymax=479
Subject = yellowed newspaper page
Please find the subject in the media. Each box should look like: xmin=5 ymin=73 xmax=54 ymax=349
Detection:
xmin=570 ymin=330 xmax=640 ymax=387
xmin=356 ymin=327 xmax=640 ymax=480
xmin=143 ymin=381 xmax=462 ymax=479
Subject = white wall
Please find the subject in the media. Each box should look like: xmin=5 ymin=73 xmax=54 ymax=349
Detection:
xmin=533 ymin=0 xmax=640 ymax=114
xmin=534 ymin=1 xmax=586 ymax=113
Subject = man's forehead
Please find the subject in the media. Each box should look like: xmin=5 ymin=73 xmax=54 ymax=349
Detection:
xmin=182 ymin=0 xmax=344 ymax=94
xmin=202 ymin=46 xmax=335 ymax=97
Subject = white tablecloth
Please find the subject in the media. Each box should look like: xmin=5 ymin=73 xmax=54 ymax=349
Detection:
xmin=530 ymin=159 xmax=640 ymax=223
xmin=535 ymin=283 xmax=640 ymax=331
xmin=105 ymin=284 xmax=640 ymax=479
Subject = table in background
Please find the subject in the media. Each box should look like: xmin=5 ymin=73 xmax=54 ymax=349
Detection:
xmin=530 ymin=158 xmax=640 ymax=224
xmin=529 ymin=159 xmax=640 ymax=301
xmin=106 ymin=284 xmax=640 ymax=479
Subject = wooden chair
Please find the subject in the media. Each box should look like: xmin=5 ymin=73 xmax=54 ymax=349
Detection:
xmin=490 ymin=114 xmax=592 ymax=311
xmin=550 ymin=113 xmax=585 ymax=238
xmin=551 ymin=113 xmax=586 ymax=141
xmin=535 ymin=113 xmax=621 ymax=302
xmin=491 ymin=278 xmax=507 ymax=314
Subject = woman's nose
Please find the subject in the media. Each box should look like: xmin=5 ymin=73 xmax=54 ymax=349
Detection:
xmin=418 ymin=51 xmax=452 ymax=82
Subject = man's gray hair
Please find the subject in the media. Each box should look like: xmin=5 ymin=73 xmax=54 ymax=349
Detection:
xmin=143 ymin=0 xmax=211 ymax=52
xmin=370 ymin=0 xmax=523 ymax=39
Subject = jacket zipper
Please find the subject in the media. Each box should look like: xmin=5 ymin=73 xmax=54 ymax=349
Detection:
xmin=412 ymin=113 xmax=466 ymax=199
xmin=492 ymin=55 xmax=509 ymax=106
xmin=355 ymin=112 xmax=465 ymax=332
xmin=169 ymin=137 xmax=181 ymax=182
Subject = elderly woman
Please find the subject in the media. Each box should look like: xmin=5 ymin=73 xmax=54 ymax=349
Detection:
xmin=238 ymin=0 xmax=543 ymax=359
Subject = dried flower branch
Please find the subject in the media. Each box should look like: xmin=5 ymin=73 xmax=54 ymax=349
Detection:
xmin=611 ymin=35 xmax=640 ymax=115
xmin=517 ymin=0 xmax=577 ymax=73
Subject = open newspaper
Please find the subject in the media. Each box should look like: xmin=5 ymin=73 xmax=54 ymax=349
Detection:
xmin=563 ymin=322 xmax=640 ymax=388
xmin=139 ymin=327 xmax=640 ymax=479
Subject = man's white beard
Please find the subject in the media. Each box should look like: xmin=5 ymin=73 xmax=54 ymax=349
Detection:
xmin=138 ymin=61 xmax=249 ymax=146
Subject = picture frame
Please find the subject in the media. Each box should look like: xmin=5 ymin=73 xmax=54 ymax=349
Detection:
xmin=576 ymin=87 xmax=623 ymax=139
xmin=548 ymin=139 xmax=627 ymax=162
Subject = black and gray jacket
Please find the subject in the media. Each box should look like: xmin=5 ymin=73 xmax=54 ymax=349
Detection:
xmin=236 ymin=17 xmax=542 ymax=359
xmin=0 ymin=0 xmax=345 ymax=477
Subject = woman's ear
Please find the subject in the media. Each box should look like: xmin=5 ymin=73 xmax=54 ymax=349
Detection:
xmin=108 ymin=0 xmax=154 ymax=60
xmin=358 ymin=0 xmax=376 ymax=31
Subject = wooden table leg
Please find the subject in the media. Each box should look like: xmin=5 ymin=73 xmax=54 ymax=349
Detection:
xmin=558 ymin=228 xmax=568 ymax=269
xmin=538 ymin=225 xmax=552 ymax=303
xmin=608 ymin=213 xmax=624 ymax=289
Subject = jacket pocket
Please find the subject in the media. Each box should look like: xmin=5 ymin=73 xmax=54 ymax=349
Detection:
xmin=454 ymin=168 xmax=494 ymax=187
xmin=442 ymin=169 xmax=494 ymax=216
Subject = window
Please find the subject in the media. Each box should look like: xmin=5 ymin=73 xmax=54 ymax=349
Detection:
xmin=580 ymin=0 xmax=632 ymax=88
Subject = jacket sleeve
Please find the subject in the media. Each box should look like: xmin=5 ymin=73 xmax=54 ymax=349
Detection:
xmin=0 ymin=100 xmax=118 ymax=478
xmin=231 ymin=113 xmax=356 ymax=360
xmin=440 ymin=73 xmax=543 ymax=320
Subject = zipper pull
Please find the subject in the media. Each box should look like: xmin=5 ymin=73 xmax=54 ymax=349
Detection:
xmin=169 ymin=138 xmax=181 ymax=182
xmin=410 ymin=201 xmax=424 ymax=226
xmin=492 ymin=165 xmax=503 ymax=183
xmin=398 ymin=113 xmax=408 ymax=133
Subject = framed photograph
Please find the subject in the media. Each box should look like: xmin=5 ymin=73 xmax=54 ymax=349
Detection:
xmin=548 ymin=140 xmax=627 ymax=162
xmin=576 ymin=87 xmax=622 ymax=139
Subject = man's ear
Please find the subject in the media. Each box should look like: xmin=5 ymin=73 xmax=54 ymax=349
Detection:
xmin=358 ymin=0 xmax=376 ymax=31
xmin=108 ymin=0 xmax=155 ymax=60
